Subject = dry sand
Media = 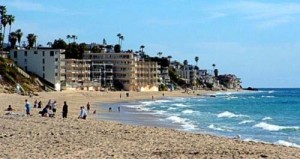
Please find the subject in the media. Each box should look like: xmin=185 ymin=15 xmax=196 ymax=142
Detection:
xmin=0 ymin=90 xmax=299 ymax=159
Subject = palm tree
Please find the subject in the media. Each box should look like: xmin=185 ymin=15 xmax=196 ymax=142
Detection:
xmin=71 ymin=35 xmax=77 ymax=43
xmin=195 ymin=56 xmax=199 ymax=66
xmin=120 ymin=35 xmax=124 ymax=47
xmin=6 ymin=15 xmax=15 ymax=46
xmin=7 ymin=15 xmax=14 ymax=35
xmin=8 ymin=31 xmax=17 ymax=48
xmin=212 ymin=64 xmax=216 ymax=76
xmin=212 ymin=64 xmax=216 ymax=69
xmin=1 ymin=14 xmax=8 ymax=47
xmin=140 ymin=45 xmax=145 ymax=52
xmin=183 ymin=60 xmax=188 ymax=65
xmin=157 ymin=52 xmax=163 ymax=57
xmin=66 ymin=35 xmax=71 ymax=43
xmin=27 ymin=33 xmax=37 ymax=48
xmin=15 ymin=29 xmax=23 ymax=47
xmin=117 ymin=33 xmax=121 ymax=44
xmin=47 ymin=42 xmax=53 ymax=47
xmin=0 ymin=6 xmax=6 ymax=34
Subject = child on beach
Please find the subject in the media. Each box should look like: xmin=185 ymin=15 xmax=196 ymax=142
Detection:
xmin=24 ymin=99 xmax=31 ymax=116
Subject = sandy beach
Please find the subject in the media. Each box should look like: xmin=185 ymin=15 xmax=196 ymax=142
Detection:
xmin=1 ymin=90 xmax=300 ymax=159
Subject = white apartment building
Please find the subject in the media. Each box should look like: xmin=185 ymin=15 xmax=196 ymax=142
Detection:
xmin=9 ymin=48 xmax=65 ymax=91
xmin=83 ymin=51 xmax=159 ymax=91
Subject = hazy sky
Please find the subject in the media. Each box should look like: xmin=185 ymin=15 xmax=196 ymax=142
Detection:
xmin=2 ymin=0 xmax=300 ymax=88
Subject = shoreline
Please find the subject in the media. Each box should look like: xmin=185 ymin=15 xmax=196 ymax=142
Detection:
xmin=0 ymin=90 xmax=299 ymax=158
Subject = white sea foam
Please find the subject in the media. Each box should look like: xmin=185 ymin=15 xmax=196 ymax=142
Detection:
xmin=155 ymin=110 xmax=167 ymax=115
xmin=268 ymin=90 xmax=275 ymax=94
xmin=262 ymin=95 xmax=275 ymax=98
xmin=140 ymin=101 xmax=155 ymax=106
xmin=171 ymin=103 xmax=189 ymax=107
xmin=208 ymin=124 xmax=233 ymax=132
xmin=217 ymin=111 xmax=247 ymax=118
xmin=226 ymin=96 xmax=239 ymax=100
xmin=262 ymin=117 xmax=272 ymax=121
xmin=166 ymin=116 xmax=186 ymax=123
xmin=167 ymin=107 xmax=177 ymax=110
xmin=182 ymin=109 xmax=196 ymax=114
xmin=155 ymin=100 xmax=172 ymax=103
xmin=239 ymin=120 xmax=255 ymax=125
xmin=253 ymin=122 xmax=300 ymax=131
xmin=275 ymin=140 xmax=300 ymax=148
xmin=166 ymin=116 xmax=196 ymax=130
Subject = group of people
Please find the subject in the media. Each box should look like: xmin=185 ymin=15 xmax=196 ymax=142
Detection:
xmin=39 ymin=100 xmax=57 ymax=117
xmin=5 ymin=99 xmax=95 ymax=120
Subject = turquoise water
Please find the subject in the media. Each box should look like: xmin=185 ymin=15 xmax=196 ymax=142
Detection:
xmin=101 ymin=89 xmax=300 ymax=148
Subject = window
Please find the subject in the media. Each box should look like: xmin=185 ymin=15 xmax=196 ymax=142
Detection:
xmin=24 ymin=59 xmax=27 ymax=63
xmin=55 ymin=58 xmax=58 ymax=62
xmin=43 ymin=66 xmax=45 ymax=71
xmin=43 ymin=73 xmax=45 ymax=78
xmin=42 ymin=51 xmax=45 ymax=56
xmin=34 ymin=51 xmax=38 ymax=54
xmin=55 ymin=73 xmax=58 ymax=76
xmin=50 ymin=51 xmax=54 ymax=56
xmin=25 ymin=66 xmax=27 ymax=71
xmin=42 ymin=59 xmax=45 ymax=64
xmin=14 ymin=51 xmax=17 ymax=58
xmin=24 ymin=51 xmax=27 ymax=56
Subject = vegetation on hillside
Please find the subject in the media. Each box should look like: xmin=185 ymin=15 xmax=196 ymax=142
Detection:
xmin=0 ymin=57 xmax=42 ymax=93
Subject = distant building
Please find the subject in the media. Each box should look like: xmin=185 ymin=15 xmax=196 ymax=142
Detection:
xmin=160 ymin=66 xmax=170 ymax=84
xmin=83 ymin=51 xmax=159 ymax=91
xmin=170 ymin=61 xmax=197 ymax=85
xmin=91 ymin=62 xmax=113 ymax=87
xmin=9 ymin=48 xmax=65 ymax=91
xmin=64 ymin=59 xmax=91 ymax=88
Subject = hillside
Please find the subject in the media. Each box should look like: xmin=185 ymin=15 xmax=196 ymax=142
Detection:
xmin=0 ymin=57 xmax=43 ymax=94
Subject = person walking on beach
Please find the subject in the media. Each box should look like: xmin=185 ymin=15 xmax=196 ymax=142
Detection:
xmin=87 ymin=102 xmax=90 ymax=112
xmin=62 ymin=101 xmax=68 ymax=118
xmin=24 ymin=99 xmax=31 ymax=116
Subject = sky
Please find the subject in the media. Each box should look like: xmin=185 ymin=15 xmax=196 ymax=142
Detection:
xmin=2 ymin=0 xmax=300 ymax=88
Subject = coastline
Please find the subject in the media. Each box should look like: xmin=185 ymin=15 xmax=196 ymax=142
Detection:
xmin=0 ymin=90 xmax=299 ymax=158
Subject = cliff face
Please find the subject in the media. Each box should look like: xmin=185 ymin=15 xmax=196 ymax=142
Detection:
xmin=0 ymin=57 xmax=42 ymax=94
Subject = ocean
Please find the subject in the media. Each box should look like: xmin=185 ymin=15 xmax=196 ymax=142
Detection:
xmin=99 ymin=88 xmax=300 ymax=148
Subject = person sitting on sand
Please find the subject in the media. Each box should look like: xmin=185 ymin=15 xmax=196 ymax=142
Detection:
xmin=78 ymin=106 xmax=87 ymax=120
xmin=5 ymin=105 xmax=14 ymax=115
xmin=39 ymin=105 xmax=49 ymax=117
xmin=34 ymin=100 xmax=38 ymax=108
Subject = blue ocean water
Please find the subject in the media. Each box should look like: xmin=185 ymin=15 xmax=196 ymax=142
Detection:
xmin=102 ymin=88 xmax=300 ymax=148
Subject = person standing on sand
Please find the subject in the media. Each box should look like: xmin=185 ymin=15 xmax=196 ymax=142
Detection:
xmin=87 ymin=102 xmax=90 ymax=112
xmin=62 ymin=101 xmax=68 ymax=118
xmin=78 ymin=106 xmax=87 ymax=119
xmin=52 ymin=101 xmax=57 ymax=117
xmin=24 ymin=99 xmax=31 ymax=116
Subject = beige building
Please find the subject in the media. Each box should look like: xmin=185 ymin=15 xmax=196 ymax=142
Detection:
xmin=64 ymin=59 xmax=91 ymax=88
xmin=83 ymin=51 xmax=159 ymax=91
